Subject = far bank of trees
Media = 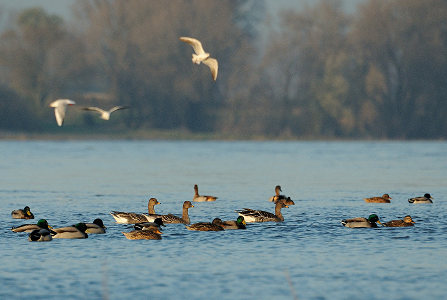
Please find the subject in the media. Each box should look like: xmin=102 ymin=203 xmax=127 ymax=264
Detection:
xmin=0 ymin=0 xmax=446 ymax=138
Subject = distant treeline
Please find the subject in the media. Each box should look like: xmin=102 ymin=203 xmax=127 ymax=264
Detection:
xmin=0 ymin=0 xmax=446 ymax=139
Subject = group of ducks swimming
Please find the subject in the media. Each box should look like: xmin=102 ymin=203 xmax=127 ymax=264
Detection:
xmin=9 ymin=185 xmax=434 ymax=240
xmin=341 ymin=193 xmax=434 ymax=228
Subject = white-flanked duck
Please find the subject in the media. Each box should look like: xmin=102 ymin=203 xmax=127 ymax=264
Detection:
xmin=193 ymin=184 xmax=218 ymax=202
xmin=236 ymin=201 xmax=289 ymax=223
xmin=408 ymin=193 xmax=433 ymax=204
xmin=110 ymin=198 xmax=161 ymax=224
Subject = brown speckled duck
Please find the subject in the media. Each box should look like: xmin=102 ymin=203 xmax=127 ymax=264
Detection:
xmin=159 ymin=201 xmax=194 ymax=224
xmin=122 ymin=227 xmax=162 ymax=240
xmin=110 ymin=198 xmax=161 ymax=224
xmin=193 ymin=184 xmax=218 ymax=202
xmin=269 ymin=185 xmax=289 ymax=203
xmin=364 ymin=194 xmax=392 ymax=203
xmin=186 ymin=218 xmax=224 ymax=231
xmin=383 ymin=215 xmax=415 ymax=227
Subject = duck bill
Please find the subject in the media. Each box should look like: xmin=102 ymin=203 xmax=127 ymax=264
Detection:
xmin=377 ymin=220 xmax=383 ymax=225
xmin=242 ymin=220 xmax=246 ymax=225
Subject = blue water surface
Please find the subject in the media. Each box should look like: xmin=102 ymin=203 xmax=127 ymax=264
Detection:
xmin=1 ymin=140 xmax=446 ymax=299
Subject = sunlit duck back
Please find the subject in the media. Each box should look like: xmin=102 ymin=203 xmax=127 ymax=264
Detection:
xmin=236 ymin=201 xmax=289 ymax=223
xmin=193 ymin=184 xmax=218 ymax=202
xmin=11 ymin=206 xmax=34 ymax=219
xmin=122 ymin=227 xmax=162 ymax=240
xmin=383 ymin=215 xmax=415 ymax=227
xmin=341 ymin=214 xmax=382 ymax=228
xmin=85 ymin=218 xmax=107 ymax=234
xmin=408 ymin=193 xmax=433 ymax=204
xmin=12 ymin=219 xmax=53 ymax=233
xmin=110 ymin=198 xmax=161 ymax=224
xmin=186 ymin=218 xmax=225 ymax=231
xmin=364 ymin=194 xmax=392 ymax=203
xmin=28 ymin=228 xmax=53 ymax=242
xmin=52 ymin=223 xmax=88 ymax=239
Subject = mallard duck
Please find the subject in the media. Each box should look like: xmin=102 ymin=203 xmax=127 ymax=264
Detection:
xmin=28 ymin=228 xmax=53 ymax=242
xmin=122 ymin=227 xmax=162 ymax=240
xmin=186 ymin=218 xmax=224 ymax=231
xmin=214 ymin=216 xmax=246 ymax=230
xmin=193 ymin=184 xmax=218 ymax=202
xmin=11 ymin=219 xmax=54 ymax=233
xmin=11 ymin=206 xmax=34 ymax=219
xmin=269 ymin=185 xmax=289 ymax=203
xmin=85 ymin=218 xmax=106 ymax=234
xmin=364 ymin=194 xmax=392 ymax=203
xmin=159 ymin=201 xmax=195 ymax=224
xmin=383 ymin=215 xmax=415 ymax=227
xmin=110 ymin=197 xmax=161 ymax=224
xmin=236 ymin=201 xmax=289 ymax=223
xmin=341 ymin=214 xmax=382 ymax=228
xmin=134 ymin=218 xmax=165 ymax=230
xmin=408 ymin=193 xmax=433 ymax=204
xmin=52 ymin=223 xmax=88 ymax=239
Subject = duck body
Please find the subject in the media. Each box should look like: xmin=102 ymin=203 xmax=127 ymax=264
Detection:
xmin=341 ymin=214 xmax=382 ymax=228
xmin=111 ymin=198 xmax=161 ymax=224
xmin=12 ymin=219 xmax=53 ymax=233
xmin=52 ymin=223 xmax=88 ymax=239
xmin=383 ymin=216 xmax=415 ymax=227
xmin=28 ymin=229 xmax=53 ymax=242
xmin=364 ymin=194 xmax=392 ymax=203
xmin=122 ymin=227 xmax=162 ymax=240
xmin=215 ymin=216 xmax=246 ymax=230
xmin=134 ymin=218 xmax=165 ymax=230
xmin=269 ymin=185 xmax=290 ymax=204
xmin=193 ymin=184 xmax=217 ymax=202
xmin=236 ymin=202 xmax=289 ymax=223
xmin=158 ymin=201 xmax=194 ymax=224
xmin=186 ymin=219 xmax=224 ymax=231
xmin=85 ymin=219 xmax=106 ymax=234
xmin=408 ymin=193 xmax=433 ymax=204
xmin=11 ymin=206 xmax=34 ymax=219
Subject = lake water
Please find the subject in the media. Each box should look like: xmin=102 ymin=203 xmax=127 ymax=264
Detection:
xmin=1 ymin=140 xmax=446 ymax=299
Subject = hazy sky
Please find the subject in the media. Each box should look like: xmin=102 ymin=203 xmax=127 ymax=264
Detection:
xmin=0 ymin=0 xmax=365 ymax=20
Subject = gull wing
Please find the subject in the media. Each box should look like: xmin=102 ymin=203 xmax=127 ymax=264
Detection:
xmin=54 ymin=105 xmax=67 ymax=126
xmin=179 ymin=37 xmax=205 ymax=55
xmin=109 ymin=106 xmax=130 ymax=114
xmin=82 ymin=107 xmax=106 ymax=114
xmin=203 ymin=57 xmax=218 ymax=81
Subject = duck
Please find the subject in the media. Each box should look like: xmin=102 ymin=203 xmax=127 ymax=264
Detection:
xmin=214 ymin=216 xmax=246 ymax=230
xmin=186 ymin=218 xmax=225 ymax=231
xmin=383 ymin=215 xmax=415 ymax=227
xmin=179 ymin=37 xmax=218 ymax=81
xmin=11 ymin=206 xmax=34 ymax=219
xmin=28 ymin=228 xmax=53 ymax=242
xmin=110 ymin=197 xmax=161 ymax=224
xmin=193 ymin=184 xmax=218 ymax=202
xmin=134 ymin=218 xmax=165 ymax=230
xmin=122 ymin=227 xmax=162 ymax=240
xmin=235 ymin=201 xmax=289 ymax=223
xmin=341 ymin=214 xmax=382 ymax=228
xmin=158 ymin=201 xmax=195 ymax=224
xmin=85 ymin=218 xmax=107 ymax=234
xmin=364 ymin=194 xmax=392 ymax=203
xmin=11 ymin=219 xmax=54 ymax=233
xmin=408 ymin=193 xmax=433 ymax=204
xmin=269 ymin=185 xmax=289 ymax=203
xmin=52 ymin=223 xmax=88 ymax=239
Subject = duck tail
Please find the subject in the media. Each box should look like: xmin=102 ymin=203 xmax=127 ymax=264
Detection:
xmin=341 ymin=219 xmax=347 ymax=226
xmin=408 ymin=198 xmax=414 ymax=203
